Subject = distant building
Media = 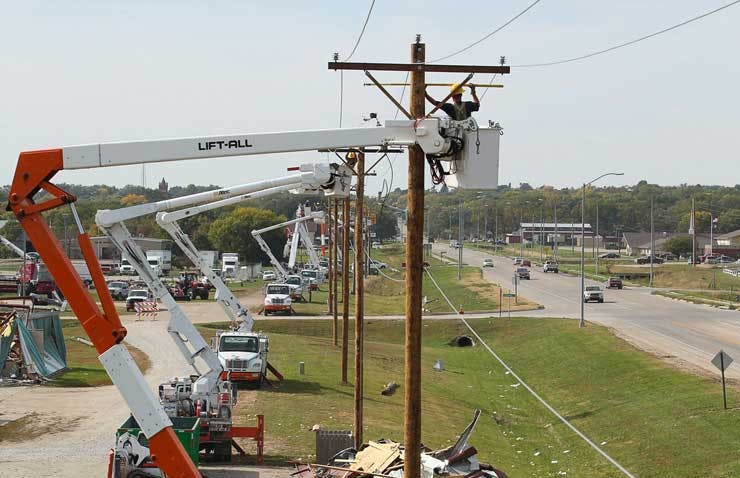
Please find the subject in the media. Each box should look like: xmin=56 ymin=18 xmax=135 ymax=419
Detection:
xmin=710 ymin=229 xmax=740 ymax=258
xmin=158 ymin=177 xmax=169 ymax=198
xmin=515 ymin=222 xmax=594 ymax=246
xmin=623 ymin=232 xmax=711 ymax=257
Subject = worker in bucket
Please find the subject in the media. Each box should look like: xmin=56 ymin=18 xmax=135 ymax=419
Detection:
xmin=425 ymin=83 xmax=480 ymax=120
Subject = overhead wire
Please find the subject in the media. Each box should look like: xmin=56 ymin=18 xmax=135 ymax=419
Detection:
xmin=513 ymin=0 xmax=740 ymax=68
xmin=422 ymin=266 xmax=637 ymax=478
xmin=338 ymin=0 xmax=377 ymax=127
xmin=428 ymin=0 xmax=543 ymax=63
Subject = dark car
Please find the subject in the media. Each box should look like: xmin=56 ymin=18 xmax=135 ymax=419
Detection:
xmin=635 ymin=255 xmax=664 ymax=265
xmin=606 ymin=277 xmax=623 ymax=289
xmin=599 ymin=252 xmax=620 ymax=259
xmin=516 ymin=267 xmax=531 ymax=280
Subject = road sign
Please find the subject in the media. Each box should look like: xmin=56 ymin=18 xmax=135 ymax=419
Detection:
xmin=503 ymin=293 xmax=516 ymax=297
xmin=712 ymin=350 xmax=733 ymax=410
xmin=712 ymin=350 xmax=733 ymax=372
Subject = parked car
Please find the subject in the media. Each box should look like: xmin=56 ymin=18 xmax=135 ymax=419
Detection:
xmin=516 ymin=267 xmax=530 ymax=280
xmin=107 ymin=281 xmax=130 ymax=300
xmin=449 ymin=240 xmax=460 ymax=249
xmin=372 ymin=261 xmax=388 ymax=269
xmin=262 ymin=271 xmax=277 ymax=281
xmin=482 ymin=258 xmax=494 ymax=268
xmin=657 ymin=252 xmax=677 ymax=261
xmin=126 ymin=289 xmax=152 ymax=312
xmin=583 ymin=285 xmax=604 ymax=303
xmin=543 ymin=261 xmax=559 ymax=273
xmin=606 ymin=277 xmax=623 ymax=289
xmin=371 ymin=241 xmax=381 ymax=249
xmin=513 ymin=257 xmax=522 ymax=265
xmin=599 ymin=252 xmax=620 ymax=259
xmin=635 ymin=255 xmax=664 ymax=265
xmin=521 ymin=259 xmax=532 ymax=267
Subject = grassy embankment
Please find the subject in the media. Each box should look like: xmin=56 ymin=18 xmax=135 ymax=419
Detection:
xmin=199 ymin=318 xmax=740 ymax=477
xmin=264 ymin=244 xmax=537 ymax=316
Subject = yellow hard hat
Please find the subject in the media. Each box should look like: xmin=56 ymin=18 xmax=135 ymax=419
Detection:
xmin=450 ymin=84 xmax=464 ymax=96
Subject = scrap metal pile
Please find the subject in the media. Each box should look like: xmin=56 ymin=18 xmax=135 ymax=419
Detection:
xmin=0 ymin=304 xmax=67 ymax=383
xmin=295 ymin=410 xmax=507 ymax=478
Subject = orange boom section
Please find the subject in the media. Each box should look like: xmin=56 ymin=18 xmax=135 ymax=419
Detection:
xmin=7 ymin=149 xmax=202 ymax=478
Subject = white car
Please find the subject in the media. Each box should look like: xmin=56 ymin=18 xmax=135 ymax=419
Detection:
xmin=482 ymin=258 xmax=494 ymax=268
xmin=583 ymin=286 xmax=604 ymax=303
xmin=262 ymin=271 xmax=277 ymax=281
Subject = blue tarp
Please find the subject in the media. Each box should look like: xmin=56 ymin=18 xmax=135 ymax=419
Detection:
xmin=0 ymin=309 xmax=67 ymax=379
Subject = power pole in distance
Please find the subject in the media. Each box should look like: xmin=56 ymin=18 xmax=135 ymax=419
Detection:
xmin=341 ymin=198 xmax=351 ymax=384
xmin=332 ymin=198 xmax=339 ymax=345
xmin=353 ymin=149 xmax=366 ymax=448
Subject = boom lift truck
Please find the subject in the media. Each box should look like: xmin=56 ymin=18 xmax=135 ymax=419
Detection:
xmin=6 ymin=116 xmax=494 ymax=477
xmin=154 ymin=163 xmax=350 ymax=383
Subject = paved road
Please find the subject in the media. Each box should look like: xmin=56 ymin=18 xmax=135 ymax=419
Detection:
xmin=433 ymin=243 xmax=740 ymax=379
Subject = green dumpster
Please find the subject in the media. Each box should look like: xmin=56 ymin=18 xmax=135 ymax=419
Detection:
xmin=117 ymin=416 xmax=201 ymax=466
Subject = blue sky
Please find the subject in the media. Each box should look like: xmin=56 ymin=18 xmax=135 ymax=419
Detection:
xmin=1 ymin=1 xmax=738 ymax=194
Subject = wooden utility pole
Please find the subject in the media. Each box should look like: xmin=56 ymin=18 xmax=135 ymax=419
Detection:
xmin=333 ymin=198 xmax=339 ymax=346
xmin=329 ymin=197 xmax=336 ymax=344
xmin=404 ymin=37 xmax=425 ymax=478
xmin=327 ymin=40 xmax=510 ymax=478
xmin=341 ymin=197 xmax=351 ymax=384
xmin=354 ymin=149 xmax=366 ymax=448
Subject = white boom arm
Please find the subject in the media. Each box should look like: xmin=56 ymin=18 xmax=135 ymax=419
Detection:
xmin=296 ymin=221 xmax=321 ymax=267
xmin=97 ymin=221 xmax=223 ymax=394
xmin=155 ymin=163 xmax=347 ymax=331
xmin=0 ymin=234 xmax=26 ymax=259
xmin=61 ymin=119 xmax=452 ymax=170
xmin=252 ymin=212 xmax=324 ymax=280
xmin=287 ymin=226 xmax=300 ymax=268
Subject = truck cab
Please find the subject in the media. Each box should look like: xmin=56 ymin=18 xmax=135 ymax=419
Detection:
xmin=284 ymin=275 xmax=305 ymax=302
xmin=120 ymin=258 xmax=135 ymax=275
xmin=264 ymin=283 xmax=292 ymax=315
xmin=222 ymin=253 xmax=239 ymax=278
xmin=212 ymin=331 xmax=269 ymax=384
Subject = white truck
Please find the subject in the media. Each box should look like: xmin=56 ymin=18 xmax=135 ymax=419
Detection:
xmin=211 ymin=331 xmax=269 ymax=384
xmin=263 ymin=283 xmax=293 ymax=315
xmin=222 ymin=253 xmax=239 ymax=278
xmin=146 ymin=250 xmax=172 ymax=276
xmin=119 ymin=257 xmax=135 ymax=275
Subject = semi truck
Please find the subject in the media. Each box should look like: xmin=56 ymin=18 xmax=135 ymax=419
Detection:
xmin=198 ymin=250 xmax=218 ymax=269
xmin=146 ymin=249 xmax=172 ymax=276
xmin=221 ymin=253 xmax=239 ymax=278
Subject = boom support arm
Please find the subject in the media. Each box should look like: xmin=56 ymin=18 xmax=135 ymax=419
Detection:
xmin=0 ymin=234 xmax=26 ymax=258
xmin=252 ymin=212 xmax=324 ymax=280
xmin=157 ymin=183 xmax=301 ymax=332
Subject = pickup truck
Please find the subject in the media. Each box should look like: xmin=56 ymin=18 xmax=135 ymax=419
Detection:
xmin=543 ymin=261 xmax=559 ymax=273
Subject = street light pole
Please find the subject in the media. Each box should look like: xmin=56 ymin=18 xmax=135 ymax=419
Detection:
xmin=650 ymin=196 xmax=654 ymax=287
xmin=595 ymin=203 xmax=600 ymax=275
xmin=539 ymin=199 xmax=544 ymax=262
xmin=519 ymin=205 xmax=524 ymax=259
xmin=580 ymin=172 xmax=624 ymax=328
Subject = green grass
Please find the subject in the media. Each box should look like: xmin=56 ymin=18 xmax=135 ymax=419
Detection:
xmin=52 ymin=320 xmax=151 ymax=387
xmin=654 ymin=290 xmax=739 ymax=309
xmin=284 ymin=245 xmax=536 ymax=315
xmin=200 ymin=318 xmax=740 ymax=476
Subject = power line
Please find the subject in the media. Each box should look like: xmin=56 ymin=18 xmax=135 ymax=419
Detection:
xmin=345 ymin=0 xmax=376 ymax=61
xmin=514 ymin=0 xmax=740 ymax=68
xmin=429 ymin=0 xmax=543 ymax=63
xmin=338 ymin=0 xmax=377 ymax=127
xmin=423 ymin=266 xmax=637 ymax=478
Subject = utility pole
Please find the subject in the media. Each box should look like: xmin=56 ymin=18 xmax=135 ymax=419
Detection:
xmin=404 ymin=37 xmax=425 ymax=478
xmin=328 ymin=197 xmax=335 ymax=335
xmin=650 ymin=196 xmax=654 ymax=287
xmin=341 ymin=198 xmax=350 ymax=384
xmin=579 ymin=183 xmax=586 ymax=328
xmin=539 ymin=199 xmax=544 ymax=262
xmin=553 ymin=204 xmax=558 ymax=261
xmin=595 ymin=203 xmax=600 ymax=275
xmin=331 ymin=198 xmax=339 ymax=346
xmin=519 ymin=205 xmax=524 ymax=259
xmin=354 ymin=149 xmax=366 ymax=448
xmin=494 ymin=204 xmax=498 ymax=246
xmin=327 ymin=40 xmax=510 ymax=478
xmin=691 ymin=197 xmax=696 ymax=266
xmin=458 ymin=201 xmax=463 ymax=280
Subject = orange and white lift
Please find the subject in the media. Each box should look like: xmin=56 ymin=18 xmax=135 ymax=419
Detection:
xmin=5 ymin=116 xmax=496 ymax=477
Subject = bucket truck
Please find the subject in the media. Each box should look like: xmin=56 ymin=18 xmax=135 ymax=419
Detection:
xmin=6 ymin=116 xmax=495 ymax=477
xmin=154 ymin=162 xmax=350 ymax=383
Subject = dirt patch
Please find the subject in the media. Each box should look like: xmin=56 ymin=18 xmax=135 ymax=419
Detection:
xmin=0 ymin=412 xmax=83 ymax=443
